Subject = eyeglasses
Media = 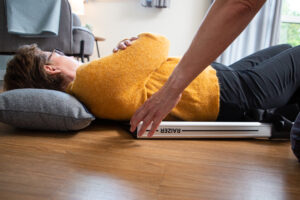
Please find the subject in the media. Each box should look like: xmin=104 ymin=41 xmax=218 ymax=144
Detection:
xmin=47 ymin=49 xmax=65 ymax=63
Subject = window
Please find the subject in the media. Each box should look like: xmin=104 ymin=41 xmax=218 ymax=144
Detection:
xmin=279 ymin=0 xmax=300 ymax=46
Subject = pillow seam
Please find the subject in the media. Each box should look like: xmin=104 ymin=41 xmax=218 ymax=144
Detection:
xmin=0 ymin=109 xmax=95 ymax=120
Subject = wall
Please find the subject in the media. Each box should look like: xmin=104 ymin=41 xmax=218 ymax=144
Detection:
xmin=80 ymin=0 xmax=211 ymax=59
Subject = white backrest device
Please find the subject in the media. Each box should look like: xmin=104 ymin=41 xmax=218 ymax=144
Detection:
xmin=135 ymin=121 xmax=273 ymax=139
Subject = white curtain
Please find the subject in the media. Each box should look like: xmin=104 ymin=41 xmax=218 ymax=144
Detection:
xmin=215 ymin=0 xmax=282 ymax=65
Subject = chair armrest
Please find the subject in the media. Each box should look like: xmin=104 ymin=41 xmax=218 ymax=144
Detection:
xmin=72 ymin=26 xmax=95 ymax=55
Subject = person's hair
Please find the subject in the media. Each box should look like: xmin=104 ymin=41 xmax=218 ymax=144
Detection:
xmin=4 ymin=44 xmax=65 ymax=91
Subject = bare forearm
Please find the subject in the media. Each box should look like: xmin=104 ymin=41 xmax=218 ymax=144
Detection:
xmin=164 ymin=0 xmax=266 ymax=95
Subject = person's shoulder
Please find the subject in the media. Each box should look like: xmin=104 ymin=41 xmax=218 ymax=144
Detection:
xmin=76 ymin=60 xmax=100 ymax=72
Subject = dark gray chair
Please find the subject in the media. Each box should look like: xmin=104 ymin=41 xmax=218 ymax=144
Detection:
xmin=0 ymin=0 xmax=95 ymax=62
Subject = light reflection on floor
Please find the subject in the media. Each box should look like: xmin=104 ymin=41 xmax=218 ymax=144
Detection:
xmin=63 ymin=172 xmax=146 ymax=200
xmin=231 ymin=169 xmax=285 ymax=200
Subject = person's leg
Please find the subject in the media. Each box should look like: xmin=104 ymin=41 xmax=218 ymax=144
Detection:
xmin=212 ymin=44 xmax=291 ymax=73
xmin=217 ymin=45 xmax=300 ymax=121
xmin=211 ymin=62 xmax=232 ymax=71
xmin=228 ymin=44 xmax=292 ymax=70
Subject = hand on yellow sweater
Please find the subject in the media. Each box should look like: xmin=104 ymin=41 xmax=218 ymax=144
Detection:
xmin=113 ymin=36 xmax=138 ymax=53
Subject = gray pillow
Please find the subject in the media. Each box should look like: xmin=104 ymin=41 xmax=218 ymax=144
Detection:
xmin=0 ymin=89 xmax=95 ymax=131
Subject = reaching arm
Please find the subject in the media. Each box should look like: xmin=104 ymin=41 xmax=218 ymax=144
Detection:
xmin=166 ymin=0 xmax=266 ymax=96
xmin=130 ymin=0 xmax=267 ymax=137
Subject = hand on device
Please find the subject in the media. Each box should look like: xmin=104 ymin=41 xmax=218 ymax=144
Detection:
xmin=130 ymin=86 xmax=182 ymax=137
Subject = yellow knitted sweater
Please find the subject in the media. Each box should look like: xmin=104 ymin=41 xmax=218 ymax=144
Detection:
xmin=66 ymin=33 xmax=220 ymax=121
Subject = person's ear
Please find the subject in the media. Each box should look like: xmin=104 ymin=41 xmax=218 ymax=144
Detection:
xmin=44 ymin=65 xmax=61 ymax=75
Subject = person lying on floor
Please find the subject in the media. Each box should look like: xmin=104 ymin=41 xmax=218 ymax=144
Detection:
xmin=3 ymin=33 xmax=300 ymax=137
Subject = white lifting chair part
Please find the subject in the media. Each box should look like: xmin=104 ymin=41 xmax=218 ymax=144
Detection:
xmin=134 ymin=121 xmax=274 ymax=139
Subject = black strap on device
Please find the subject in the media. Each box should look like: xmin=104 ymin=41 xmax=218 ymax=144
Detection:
xmin=245 ymin=104 xmax=300 ymax=138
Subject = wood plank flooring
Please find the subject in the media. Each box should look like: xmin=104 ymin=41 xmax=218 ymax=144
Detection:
xmin=0 ymin=120 xmax=299 ymax=200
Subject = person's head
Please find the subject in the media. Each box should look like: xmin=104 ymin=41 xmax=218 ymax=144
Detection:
xmin=4 ymin=44 xmax=80 ymax=91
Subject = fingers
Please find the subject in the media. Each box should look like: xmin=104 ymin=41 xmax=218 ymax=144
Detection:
xmin=133 ymin=112 xmax=163 ymax=137
xmin=113 ymin=40 xmax=129 ymax=52
xmin=137 ymin=116 xmax=153 ymax=137
xmin=119 ymin=41 xmax=127 ymax=49
xmin=130 ymin=94 xmax=163 ymax=137
xmin=130 ymin=89 xmax=182 ymax=138
xmin=130 ymin=104 xmax=147 ymax=133
xmin=125 ymin=40 xmax=133 ymax=46
xmin=131 ymin=108 xmax=162 ymax=138
xmin=113 ymin=36 xmax=138 ymax=53
xmin=147 ymin=117 xmax=163 ymax=137
xmin=130 ymin=36 xmax=138 ymax=41
xmin=113 ymin=48 xmax=118 ymax=53
xmin=130 ymin=101 xmax=163 ymax=137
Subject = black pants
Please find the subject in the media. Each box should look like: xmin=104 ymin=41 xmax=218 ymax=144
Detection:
xmin=213 ymin=44 xmax=300 ymax=121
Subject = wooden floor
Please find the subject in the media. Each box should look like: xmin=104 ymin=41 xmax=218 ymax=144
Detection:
xmin=0 ymin=120 xmax=299 ymax=200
